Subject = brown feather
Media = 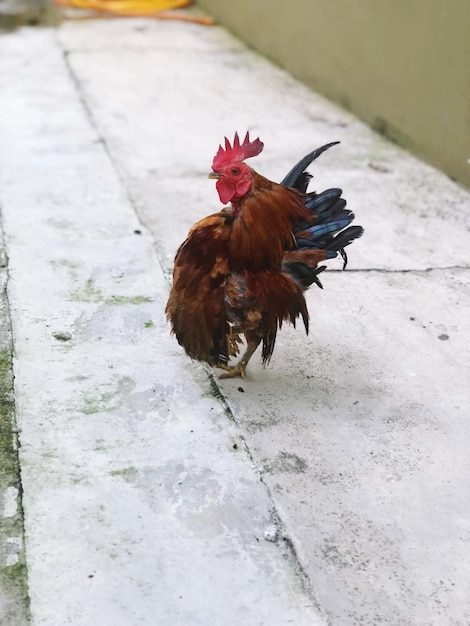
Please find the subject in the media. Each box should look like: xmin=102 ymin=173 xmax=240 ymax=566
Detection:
xmin=166 ymin=213 xmax=232 ymax=365
xmin=282 ymin=249 xmax=327 ymax=267
xmin=167 ymin=171 xmax=313 ymax=370
xmin=229 ymin=172 xmax=310 ymax=270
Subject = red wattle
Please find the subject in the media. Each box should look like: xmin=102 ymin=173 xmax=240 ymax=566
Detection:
xmin=216 ymin=179 xmax=236 ymax=204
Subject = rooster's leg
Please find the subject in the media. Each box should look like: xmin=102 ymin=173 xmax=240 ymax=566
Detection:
xmin=219 ymin=332 xmax=261 ymax=379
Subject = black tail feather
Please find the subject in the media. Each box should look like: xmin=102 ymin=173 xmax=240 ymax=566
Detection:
xmin=283 ymin=261 xmax=326 ymax=289
xmin=327 ymin=225 xmax=364 ymax=269
xmin=280 ymin=141 xmax=363 ymax=278
xmin=326 ymin=225 xmax=364 ymax=253
xmin=291 ymin=172 xmax=313 ymax=194
xmin=305 ymin=188 xmax=343 ymax=214
xmin=281 ymin=142 xmax=340 ymax=189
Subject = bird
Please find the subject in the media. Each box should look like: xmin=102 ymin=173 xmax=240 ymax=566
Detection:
xmin=166 ymin=131 xmax=363 ymax=379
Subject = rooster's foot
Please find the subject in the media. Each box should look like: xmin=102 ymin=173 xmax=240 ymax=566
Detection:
xmin=218 ymin=363 xmax=246 ymax=379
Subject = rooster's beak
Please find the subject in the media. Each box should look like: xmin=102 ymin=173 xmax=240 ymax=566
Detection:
xmin=208 ymin=172 xmax=221 ymax=180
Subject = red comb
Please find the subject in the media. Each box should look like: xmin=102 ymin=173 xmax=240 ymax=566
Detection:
xmin=212 ymin=131 xmax=264 ymax=170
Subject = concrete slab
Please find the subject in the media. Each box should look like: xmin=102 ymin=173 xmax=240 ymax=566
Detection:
xmin=223 ymin=270 xmax=470 ymax=624
xmin=55 ymin=16 xmax=470 ymax=626
xmin=0 ymin=28 xmax=324 ymax=626
xmin=0 ymin=13 xmax=469 ymax=626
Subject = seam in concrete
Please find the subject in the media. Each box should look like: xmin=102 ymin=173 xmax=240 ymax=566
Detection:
xmin=58 ymin=45 xmax=242 ymax=55
xmin=59 ymin=40 xmax=167 ymax=272
xmin=58 ymin=32 xmax=328 ymax=621
xmin=333 ymin=265 xmax=470 ymax=274
xmin=206 ymin=369 xmax=328 ymax=622
xmin=0 ymin=216 xmax=32 ymax=625
xmin=61 ymin=35 xmax=185 ymax=292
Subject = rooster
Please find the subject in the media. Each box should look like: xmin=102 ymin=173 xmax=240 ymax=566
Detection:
xmin=166 ymin=132 xmax=363 ymax=378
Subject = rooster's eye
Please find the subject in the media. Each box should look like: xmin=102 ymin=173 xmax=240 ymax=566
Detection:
xmin=230 ymin=167 xmax=241 ymax=176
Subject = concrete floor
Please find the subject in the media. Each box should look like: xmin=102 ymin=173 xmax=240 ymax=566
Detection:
xmin=0 ymin=15 xmax=469 ymax=626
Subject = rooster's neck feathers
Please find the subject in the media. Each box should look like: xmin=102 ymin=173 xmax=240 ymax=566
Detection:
xmin=229 ymin=172 xmax=310 ymax=270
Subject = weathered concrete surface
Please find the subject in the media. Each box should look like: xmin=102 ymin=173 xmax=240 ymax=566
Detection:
xmin=0 ymin=15 xmax=470 ymax=626
xmin=0 ymin=27 xmax=324 ymax=626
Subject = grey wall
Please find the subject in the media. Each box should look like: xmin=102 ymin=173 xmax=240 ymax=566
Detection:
xmin=199 ymin=1 xmax=470 ymax=189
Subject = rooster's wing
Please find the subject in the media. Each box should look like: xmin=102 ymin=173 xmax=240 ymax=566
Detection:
xmin=166 ymin=213 xmax=233 ymax=366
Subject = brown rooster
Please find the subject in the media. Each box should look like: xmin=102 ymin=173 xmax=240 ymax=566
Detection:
xmin=166 ymin=132 xmax=363 ymax=378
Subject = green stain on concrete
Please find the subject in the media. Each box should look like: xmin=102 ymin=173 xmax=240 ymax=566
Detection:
xmin=70 ymin=278 xmax=103 ymax=303
xmin=0 ymin=277 xmax=31 ymax=624
xmin=0 ymin=563 xmax=30 ymax=625
xmin=70 ymin=278 xmax=152 ymax=305
xmin=51 ymin=259 xmax=79 ymax=271
xmin=0 ymin=351 xmax=16 ymax=478
xmin=80 ymin=376 xmax=135 ymax=415
xmin=106 ymin=295 xmax=152 ymax=305
xmin=110 ymin=466 xmax=138 ymax=478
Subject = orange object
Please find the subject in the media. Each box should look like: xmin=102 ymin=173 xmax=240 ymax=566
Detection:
xmin=54 ymin=0 xmax=214 ymax=24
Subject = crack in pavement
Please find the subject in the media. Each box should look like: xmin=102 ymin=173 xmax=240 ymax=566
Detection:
xmin=0 ymin=220 xmax=31 ymax=625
